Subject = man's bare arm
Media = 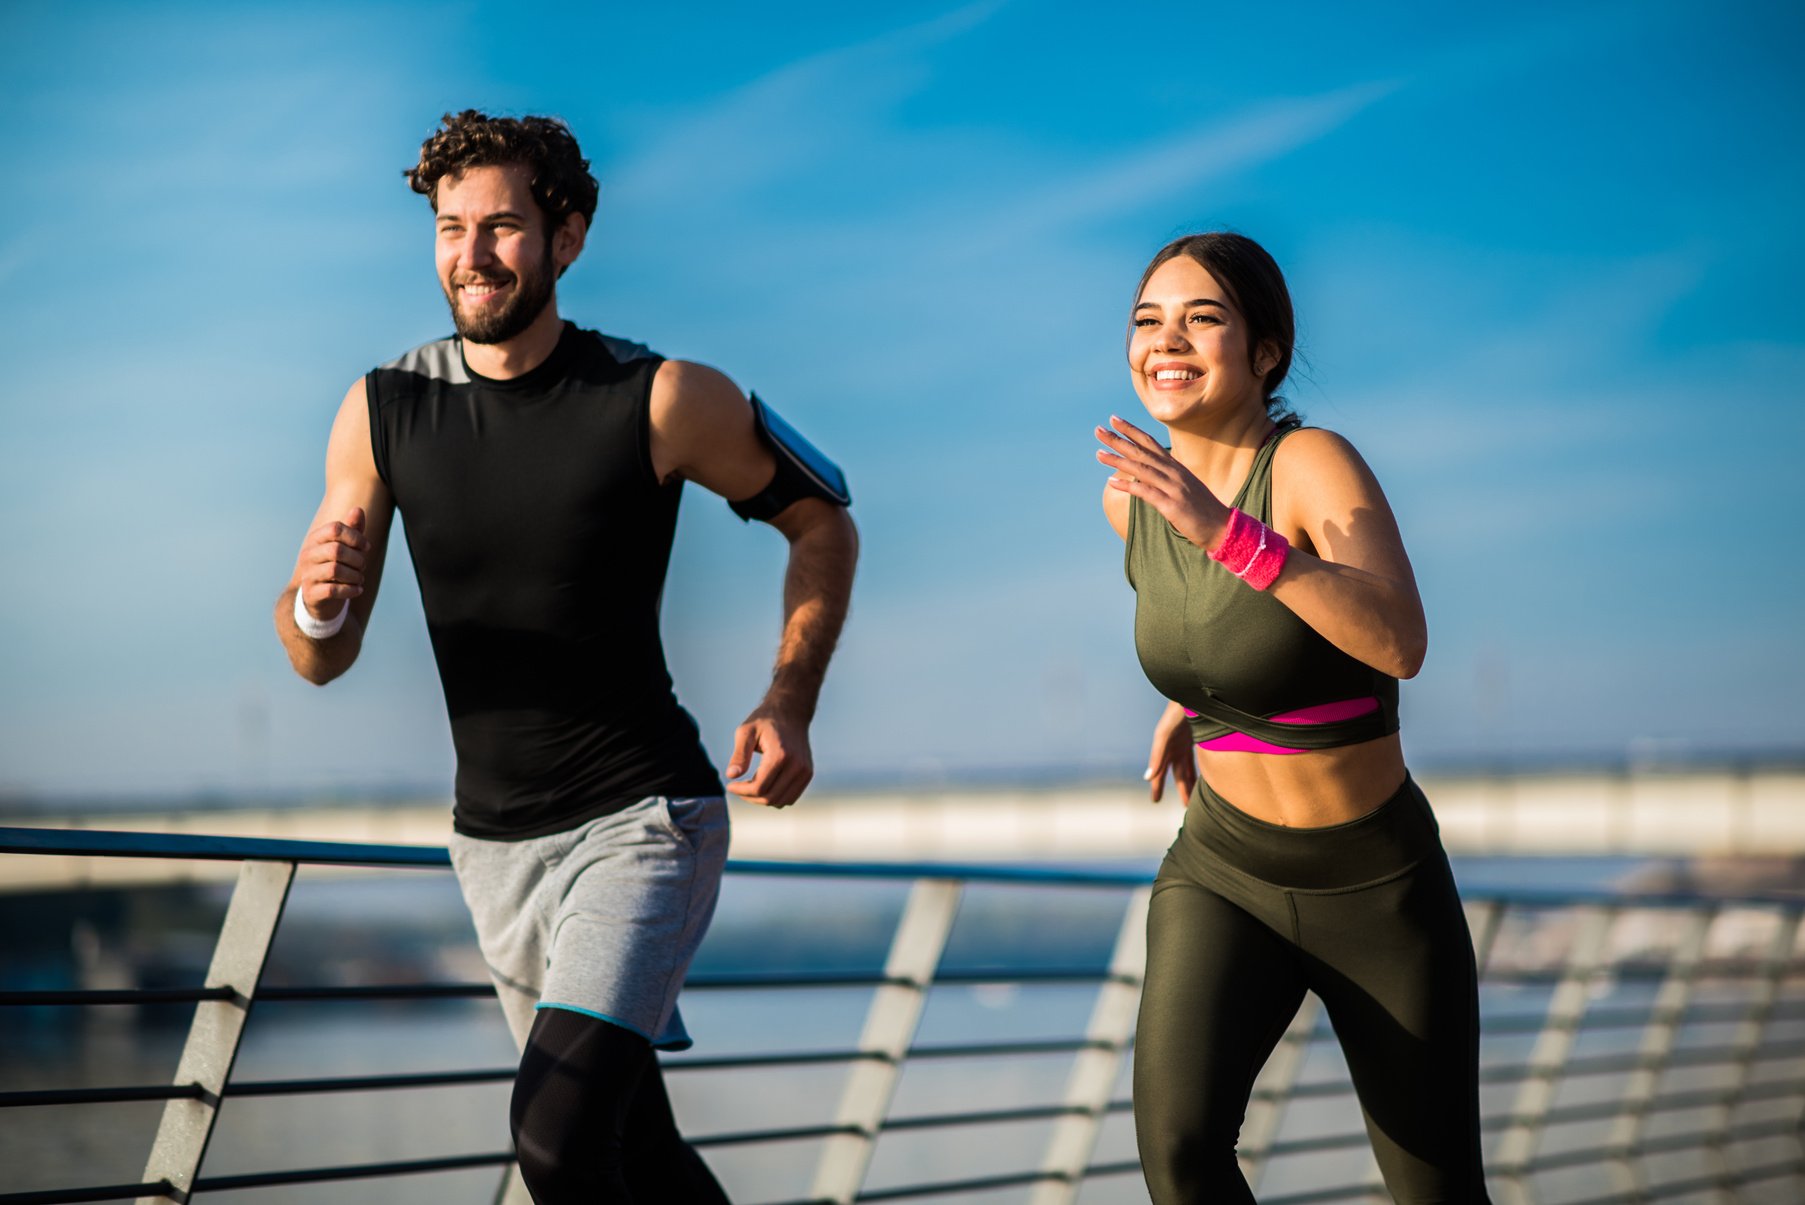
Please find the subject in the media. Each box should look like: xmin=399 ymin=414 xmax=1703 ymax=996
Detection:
xmin=275 ymin=378 xmax=395 ymax=685
xmin=649 ymin=360 xmax=859 ymax=807
xmin=726 ymin=497 xmax=858 ymax=806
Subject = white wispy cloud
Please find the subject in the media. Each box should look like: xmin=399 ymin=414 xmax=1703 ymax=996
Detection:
xmin=984 ymin=80 xmax=1403 ymax=241
xmin=609 ymin=0 xmax=1009 ymax=206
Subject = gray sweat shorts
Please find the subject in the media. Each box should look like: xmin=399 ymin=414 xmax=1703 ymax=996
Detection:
xmin=448 ymin=795 xmax=730 ymax=1052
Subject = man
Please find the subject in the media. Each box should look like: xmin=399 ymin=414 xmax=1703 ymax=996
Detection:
xmin=275 ymin=110 xmax=858 ymax=1203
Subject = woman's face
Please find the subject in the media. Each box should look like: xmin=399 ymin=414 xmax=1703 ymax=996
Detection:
xmin=1128 ymin=255 xmax=1269 ymax=427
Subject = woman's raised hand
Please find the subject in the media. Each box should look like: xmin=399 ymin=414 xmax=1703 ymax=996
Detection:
xmin=1095 ymin=415 xmax=1231 ymax=552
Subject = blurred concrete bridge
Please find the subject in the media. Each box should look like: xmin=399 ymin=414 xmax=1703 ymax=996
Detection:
xmin=5 ymin=765 xmax=1802 ymax=893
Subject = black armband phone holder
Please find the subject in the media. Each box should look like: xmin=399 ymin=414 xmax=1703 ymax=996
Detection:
xmin=728 ymin=393 xmax=852 ymax=522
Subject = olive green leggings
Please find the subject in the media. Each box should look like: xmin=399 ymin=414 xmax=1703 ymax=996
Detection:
xmin=1134 ymin=775 xmax=1490 ymax=1204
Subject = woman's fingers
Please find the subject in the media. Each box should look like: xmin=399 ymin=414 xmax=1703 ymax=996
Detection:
xmin=1108 ymin=414 xmax=1168 ymax=454
xmin=1095 ymin=428 xmax=1174 ymax=482
xmin=1097 ymin=449 xmax=1180 ymax=507
xmin=1094 ymin=422 xmax=1161 ymax=460
xmin=1174 ymin=757 xmax=1197 ymax=801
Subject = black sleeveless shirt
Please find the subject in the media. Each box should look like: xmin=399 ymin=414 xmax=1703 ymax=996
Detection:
xmin=367 ymin=323 xmax=723 ymax=839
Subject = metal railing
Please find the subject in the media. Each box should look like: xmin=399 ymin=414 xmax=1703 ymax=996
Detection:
xmin=2 ymin=825 xmax=1802 ymax=1204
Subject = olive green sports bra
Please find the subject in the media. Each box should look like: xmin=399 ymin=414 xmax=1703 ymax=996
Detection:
xmin=1125 ymin=421 xmax=1399 ymax=752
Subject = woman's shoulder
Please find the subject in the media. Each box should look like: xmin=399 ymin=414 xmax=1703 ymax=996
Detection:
xmin=1273 ymin=424 xmax=1374 ymax=482
xmin=1276 ymin=421 xmax=1352 ymax=454
xmin=1270 ymin=423 xmax=1394 ymax=538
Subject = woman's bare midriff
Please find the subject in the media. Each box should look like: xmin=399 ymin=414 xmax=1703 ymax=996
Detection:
xmin=1196 ymin=733 xmax=1408 ymax=828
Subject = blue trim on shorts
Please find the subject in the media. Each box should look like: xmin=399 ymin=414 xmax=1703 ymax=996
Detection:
xmin=534 ymin=1001 xmax=693 ymax=1051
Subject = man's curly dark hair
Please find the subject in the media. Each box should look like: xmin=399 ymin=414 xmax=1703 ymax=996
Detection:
xmin=405 ymin=110 xmax=599 ymax=230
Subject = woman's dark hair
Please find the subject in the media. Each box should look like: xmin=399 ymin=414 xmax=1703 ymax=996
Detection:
xmin=1133 ymin=232 xmax=1297 ymax=419
xmin=405 ymin=110 xmax=599 ymax=232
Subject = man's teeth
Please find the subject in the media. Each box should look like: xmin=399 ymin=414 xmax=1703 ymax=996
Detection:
xmin=1154 ymin=370 xmax=1199 ymax=381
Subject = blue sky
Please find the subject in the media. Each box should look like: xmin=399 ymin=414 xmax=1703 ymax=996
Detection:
xmin=2 ymin=0 xmax=1800 ymax=798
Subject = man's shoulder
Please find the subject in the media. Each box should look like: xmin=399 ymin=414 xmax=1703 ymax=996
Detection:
xmin=375 ymin=335 xmax=466 ymax=384
xmin=570 ymin=326 xmax=660 ymax=366
xmin=371 ymin=326 xmax=663 ymax=386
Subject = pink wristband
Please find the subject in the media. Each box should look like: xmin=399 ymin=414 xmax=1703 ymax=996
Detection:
xmin=1207 ymin=508 xmax=1290 ymax=590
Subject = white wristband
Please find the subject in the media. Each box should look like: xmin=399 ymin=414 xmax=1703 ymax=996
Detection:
xmin=293 ymin=589 xmax=350 ymax=640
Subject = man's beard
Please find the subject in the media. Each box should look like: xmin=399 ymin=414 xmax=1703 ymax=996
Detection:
xmin=445 ymin=255 xmax=555 ymax=345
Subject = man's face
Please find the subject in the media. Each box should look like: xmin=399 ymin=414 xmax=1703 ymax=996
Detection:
xmin=433 ymin=164 xmax=558 ymax=345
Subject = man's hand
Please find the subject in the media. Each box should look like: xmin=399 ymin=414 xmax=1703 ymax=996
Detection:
xmin=725 ymin=705 xmax=814 ymax=809
xmin=646 ymin=363 xmax=855 ymax=812
xmin=294 ymin=507 xmax=372 ymax=620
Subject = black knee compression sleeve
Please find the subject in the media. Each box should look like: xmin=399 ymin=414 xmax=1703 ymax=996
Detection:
xmin=511 ymin=1008 xmax=730 ymax=1204
xmin=512 ymin=1008 xmax=649 ymax=1202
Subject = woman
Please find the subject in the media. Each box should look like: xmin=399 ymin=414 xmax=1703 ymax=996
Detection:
xmin=1095 ymin=232 xmax=1489 ymax=1203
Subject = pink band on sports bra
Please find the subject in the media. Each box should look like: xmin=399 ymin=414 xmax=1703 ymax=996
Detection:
xmin=1184 ymin=696 xmax=1381 ymax=756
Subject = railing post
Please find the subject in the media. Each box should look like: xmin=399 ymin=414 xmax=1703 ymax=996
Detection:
xmin=1468 ymin=899 xmax=1504 ymax=976
xmin=137 ymin=859 xmax=295 ymax=1204
xmin=1702 ymin=905 xmax=1801 ymax=1198
xmin=1605 ymin=905 xmax=1714 ymax=1197
xmin=809 ymin=877 xmax=963 ymax=1204
xmin=1030 ymin=884 xmax=1151 ymax=1204
xmin=1494 ymin=903 xmax=1615 ymax=1205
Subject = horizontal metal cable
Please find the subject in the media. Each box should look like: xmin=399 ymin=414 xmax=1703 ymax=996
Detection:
xmin=1490 ymin=1035 xmax=1805 ymax=1082
xmin=691 ymin=1122 xmax=862 ymax=1148
xmin=882 ymin=1103 xmax=1082 ymax=1131
xmin=0 ymin=987 xmax=233 ymax=1007
xmin=190 ymin=1150 xmax=512 ymax=1191
xmin=1081 ymin=1158 xmax=1145 ymax=1180
xmin=1056 ymin=994 xmax=1805 ymax=1046
xmin=0 ymin=1182 xmax=171 ymax=1205
xmin=855 ymin=1167 xmax=1060 ymax=1201
xmin=665 ymin=1048 xmax=878 ymax=1072
xmin=938 ymin=967 xmax=1126 ymax=985
xmin=0 ymin=825 xmax=449 ymax=868
xmin=1561 ymin=1154 xmax=1805 ymax=1204
xmin=669 ymin=1035 xmax=1121 ymax=1073
xmin=1258 ymin=1186 xmax=1393 ymax=1205
xmin=1475 ymin=961 xmax=1788 ymax=986
xmin=1259 ymin=1048 xmax=1805 ymax=1109
xmin=849 ymin=1147 xmax=1662 ymax=1205
xmin=1262 ymin=1129 xmax=1374 ymax=1159
xmin=2 ymin=970 xmax=1127 ymax=1008
xmin=1255 ymin=1078 xmax=1360 ymax=1103
xmin=225 ymin=1068 xmax=513 ymax=1097
xmin=687 ymin=966 xmax=1123 ymax=990
xmin=1501 ymin=1115 xmax=1805 ymax=1176
xmin=0 ymin=1082 xmax=201 ymax=1109
xmin=685 ymin=970 xmax=905 ymax=990
xmin=879 ymin=1094 xmax=1135 ymax=1135
xmin=1478 ymin=996 xmax=1805 ymax=1035
xmin=1488 ymin=1075 xmax=1805 ymax=1131
xmin=256 ymin=983 xmax=495 ymax=1001
xmin=908 ymin=1036 xmax=1118 ymax=1060
xmin=50 ymin=1037 xmax=1135 ymax=1108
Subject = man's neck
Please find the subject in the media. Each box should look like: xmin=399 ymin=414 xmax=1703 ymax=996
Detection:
xmin=463 ymin=302 xmax=566 ymax=380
